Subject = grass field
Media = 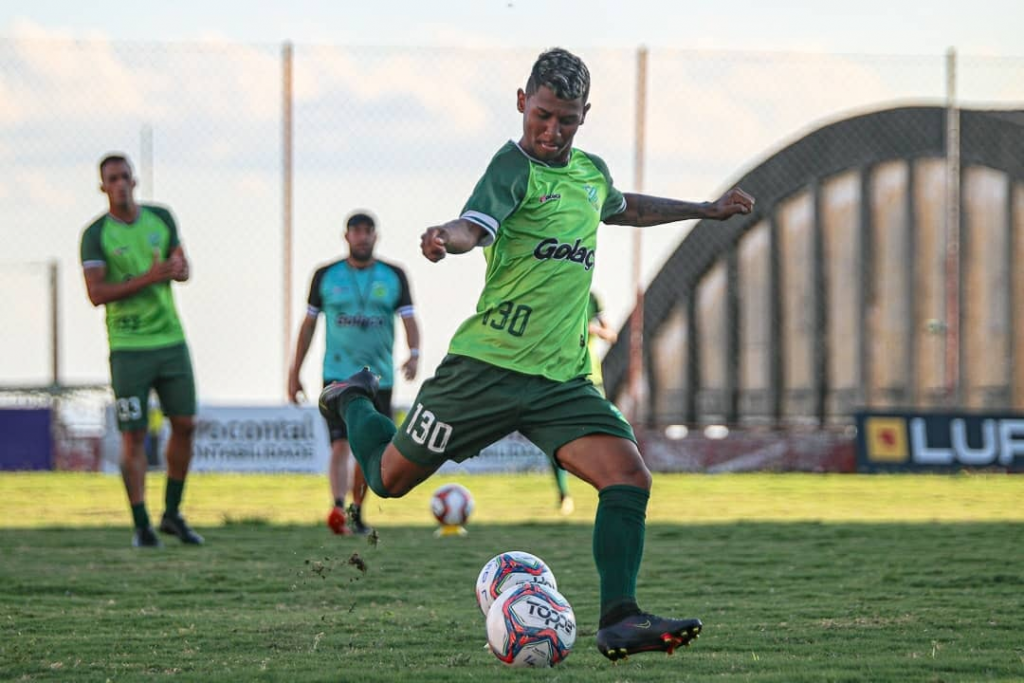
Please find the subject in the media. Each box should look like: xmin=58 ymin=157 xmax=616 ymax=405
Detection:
xmin=1 ymin=472 xmax=1022 ymax=682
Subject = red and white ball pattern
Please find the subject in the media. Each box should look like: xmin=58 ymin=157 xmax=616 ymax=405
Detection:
xmin=430 ymin=483 xmax=474 ymax=526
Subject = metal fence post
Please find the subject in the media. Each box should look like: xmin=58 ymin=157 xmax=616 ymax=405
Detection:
xmin=628 ymin=46 xmax=648 ymax=423
xmin=944 ymin=47 xmax=961 ymax=406
xmin=282 ymin=41 xmax=294 ymax=398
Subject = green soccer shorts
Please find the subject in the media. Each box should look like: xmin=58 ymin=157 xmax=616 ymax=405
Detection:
xmin=392 ymin=354 xmax=635 ymax=469
xmin=109 ymin=342 xmax=197 ymax=432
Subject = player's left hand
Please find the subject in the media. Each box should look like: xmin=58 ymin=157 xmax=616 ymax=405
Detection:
xmin=707 ymin=187 xmax=755 ymax=220
xmin=402 ymin=356 xmax=419 ymax=380
xmin=168 ymin=248 xmax=189 ymax=281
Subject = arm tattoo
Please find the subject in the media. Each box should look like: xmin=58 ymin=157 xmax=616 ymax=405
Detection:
xmin=607 ymin=193 xmax=710 ymax=227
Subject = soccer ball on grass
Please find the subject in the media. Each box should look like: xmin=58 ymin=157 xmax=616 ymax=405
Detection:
xmin=486 ymin=582 xmax=576 ymax=667
xmin=475 ymin=550 xmax=557 ymax=616
xmin=430 ymin=483 xmax=474 ymax=536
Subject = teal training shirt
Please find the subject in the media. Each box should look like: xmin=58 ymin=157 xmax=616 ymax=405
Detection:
xmin=306 ymin=258 xmax=413 ymax=389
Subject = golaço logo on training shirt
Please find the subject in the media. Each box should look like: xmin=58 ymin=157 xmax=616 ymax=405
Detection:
xmin=335 ymin=313 xmax=386 ymax=330
xmin=533 ymin=238 xmax=595 ymax=271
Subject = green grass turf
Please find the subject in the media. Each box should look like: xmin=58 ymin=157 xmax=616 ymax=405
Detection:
xmin=1 ymin=473 xmax=1022 ymax=682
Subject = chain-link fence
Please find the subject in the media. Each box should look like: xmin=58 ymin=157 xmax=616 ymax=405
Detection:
xmin=2 ymin=38 xmax=1022 ymax=427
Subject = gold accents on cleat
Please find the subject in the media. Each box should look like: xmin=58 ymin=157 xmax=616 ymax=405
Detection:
xmin=605 ymin=647 xmax=630 ymax=662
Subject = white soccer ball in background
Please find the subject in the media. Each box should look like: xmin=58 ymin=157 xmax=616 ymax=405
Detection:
xmin=475 ymin=551 xmax=558 ymax=616
xmin=486 ymin=582 xmax=576 ymax=668
xmin=430 ymin=483 xmax=474 ymax=527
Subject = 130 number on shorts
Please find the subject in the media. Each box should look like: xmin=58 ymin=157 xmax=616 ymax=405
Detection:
xmin=405 ymin=402 xmax=453 ymax=453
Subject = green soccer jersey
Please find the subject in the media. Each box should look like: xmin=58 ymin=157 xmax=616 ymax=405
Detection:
xmin=449 ymin=141 xmax=626 ymax=381
xmin=80 ymin=205 xmax=187 ymax=351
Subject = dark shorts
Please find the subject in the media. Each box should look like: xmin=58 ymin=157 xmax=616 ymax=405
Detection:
xmin=324 ymin=381 xmax=392 ymax=442
xmin=109 ymin=343 xmax=196 ymax=433
xmin=392 ymin=354 xmax=635 ymax=469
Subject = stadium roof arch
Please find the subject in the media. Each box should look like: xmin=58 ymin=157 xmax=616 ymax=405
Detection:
xmin=603 ymin=106 xmax=1024 ymax=425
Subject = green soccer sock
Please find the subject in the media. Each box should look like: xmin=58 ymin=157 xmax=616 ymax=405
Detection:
xmin=593 ymin=484 xmax=649 ymax=625
xmin=165 ymin=478 xmax=185 ymax=517
xmin=344 ymin=397 xmax=397 ymax=498
xmin=554 ymin=466 xmax=570 ymax=499
xmin=131 ymin=502 xmax=151 ymax=530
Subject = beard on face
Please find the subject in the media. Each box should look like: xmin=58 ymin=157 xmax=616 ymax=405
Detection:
xmin=350 ymin=245 xmax=374 ymax=262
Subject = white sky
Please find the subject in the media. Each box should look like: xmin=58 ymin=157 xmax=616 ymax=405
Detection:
xmin=2 ymin=1 xmax=1022 ymax=409
xmin=1 ymin=0 xmax=1022 ymax=55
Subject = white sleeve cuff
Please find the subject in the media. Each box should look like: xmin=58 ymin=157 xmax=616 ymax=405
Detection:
xmin=461 ymin=211 xmax=498 ymax=247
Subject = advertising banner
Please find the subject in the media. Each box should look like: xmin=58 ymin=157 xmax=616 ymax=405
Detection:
xmin=189 ymin=405 xmax=330 ymax=473
xmin=855 ymin=410 xmax=1024 ymax=473
xmin=0 ymin=408 xmax=52 ymax=471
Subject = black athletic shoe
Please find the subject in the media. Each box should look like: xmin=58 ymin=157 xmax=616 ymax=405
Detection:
xmin=596 ymin=613 xmax=702 ymax=661
xmin=159 ymin=513 xmax=205 ymax=545
xmin=348 ymin=505 xmax=373 ymax=536
xmin=318 ymin=368 xmax=380 ymax=421
xmin=132 ymin=525 xmax=163 ymax=548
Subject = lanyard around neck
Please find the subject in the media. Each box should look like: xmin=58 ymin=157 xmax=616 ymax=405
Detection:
xmin=346 ymin=263 xmax=374 ymax=311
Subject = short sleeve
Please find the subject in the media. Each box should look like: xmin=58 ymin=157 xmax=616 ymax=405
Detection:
xmin=585 ymin=153 xmax=627 ymax=221
xmin=80 ymin=217 xmax=106 ymax=269
xmin=390 ymin=264 xmax=414 ymax=317
xmin=588 ymin=292 xmax=602 ymax=321
xmin=460 ymin=143 xmax=531 ymax=246
xmin=306 ymin=264 xmax=329 ymax=314
xmin=147 ymin=205 xmax=181 ymax=252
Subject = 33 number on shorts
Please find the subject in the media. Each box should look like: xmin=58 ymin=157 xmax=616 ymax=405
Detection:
xmin=116 ymin=397 xmax=143 ymax=422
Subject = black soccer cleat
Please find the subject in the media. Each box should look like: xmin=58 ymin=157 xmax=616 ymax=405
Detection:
xmin=159 ymin=513 xmax=205 ymax=545
xmin=596 ymin=613 xmax=702 ymax=661
xmin=318 ymin=367 xmax=380 ymax=421
xmin=348 ymin=507 xmax=373 ymax=536
xmin=132 ymin=525 xmax=163 ymax=549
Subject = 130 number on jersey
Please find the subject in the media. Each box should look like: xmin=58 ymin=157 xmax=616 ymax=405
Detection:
xmin=481 ymin=300 xmax=532 ymax=337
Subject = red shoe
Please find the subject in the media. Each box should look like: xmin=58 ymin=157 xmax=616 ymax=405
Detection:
xmin=327 ymin=507 xmax=351 ymax=535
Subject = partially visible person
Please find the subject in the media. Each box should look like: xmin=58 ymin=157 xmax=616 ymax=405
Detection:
xmin=80 ymin=153 xmax=203 ymax=548
xmin=288 ymin=211 xmax=420 ymax=535
xmin=143 ymin=395 xmax=164 ymax=467
xmin=550 ymin=290 xmax=619 ymax=515
xmin=587 ymin=290 xmax=618 ymax=395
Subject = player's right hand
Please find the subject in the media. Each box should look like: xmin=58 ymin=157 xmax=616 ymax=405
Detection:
xmin=287 ymin=375 xmax=305 ymax=404
xmin=420 ymin=226 xmax=448 ymax=262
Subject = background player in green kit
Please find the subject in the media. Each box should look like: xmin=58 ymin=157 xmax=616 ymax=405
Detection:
xmin=288 ymin=211 xmax=420 ymax=536
xmin=549 ymin=289 xmax=618 ymax=515
xmin=587 ymin=290 xmax=618 ymax=395
xmin=320 ymin=48 xmax=754 ymax=660
xmin=80 ymin=154 xmax=203 ymax=548
xmin=547 ymin=289 xmax=618 ymax=515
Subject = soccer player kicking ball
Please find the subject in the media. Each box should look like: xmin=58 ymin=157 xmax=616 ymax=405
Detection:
xmin=320 ymin=48 xmax=754 ymax=660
